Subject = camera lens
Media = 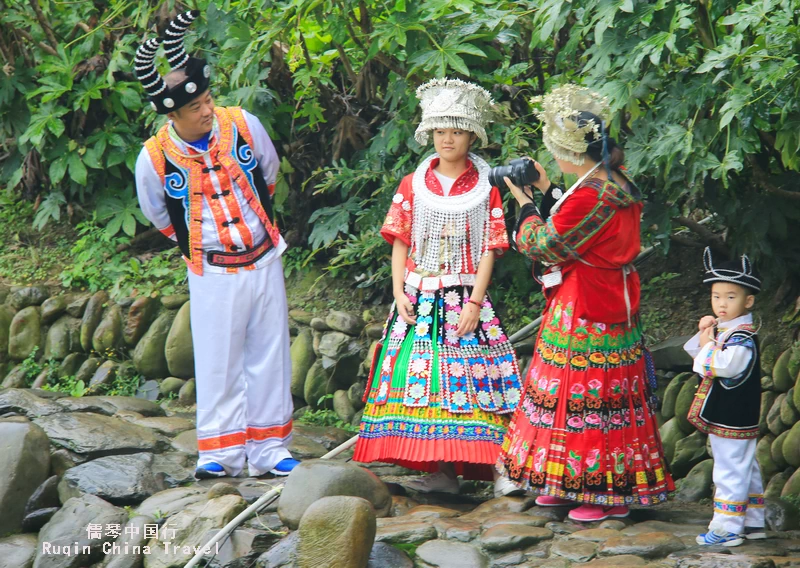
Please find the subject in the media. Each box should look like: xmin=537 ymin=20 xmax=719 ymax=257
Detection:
xmin=489 ymin=159 xmax=540 ymax=190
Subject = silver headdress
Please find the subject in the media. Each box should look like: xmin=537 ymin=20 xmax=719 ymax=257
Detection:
xmin=531 ymin=84 xmax=610 ymax=165
xmin=414 ymin=78 xmax=494 ymax=147
xmin=702 ymin=247 xmax=761 ymax=293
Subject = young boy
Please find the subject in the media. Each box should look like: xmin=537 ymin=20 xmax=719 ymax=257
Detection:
xmin=684 ymin=247 xmax=764 ymax=547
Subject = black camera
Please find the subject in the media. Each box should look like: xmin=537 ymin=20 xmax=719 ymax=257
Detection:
xmin=488 ymin=158 xmax=540 ymax=190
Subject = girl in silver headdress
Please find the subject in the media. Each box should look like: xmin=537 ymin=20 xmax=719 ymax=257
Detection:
xmin=354 ymin=79 xmax=523 ymax=497
xmin=497 ymin=84 xmax=674 ymax=521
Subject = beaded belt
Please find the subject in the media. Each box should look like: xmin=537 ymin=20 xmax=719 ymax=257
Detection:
xmin=206 ymin=234 xmax=274 ymax=268
xmin=404 ymin=270 xmax=477 ymax=291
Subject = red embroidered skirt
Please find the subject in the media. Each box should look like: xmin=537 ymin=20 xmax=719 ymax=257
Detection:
xmin=496 ymin=298 xmax=674 ymax=506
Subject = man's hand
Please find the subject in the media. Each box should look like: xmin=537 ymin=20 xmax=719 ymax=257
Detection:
xmin=457 ymin=302 xmax=480 ymax=337
xmin=395 ymin=294 xmax=417 ymax=325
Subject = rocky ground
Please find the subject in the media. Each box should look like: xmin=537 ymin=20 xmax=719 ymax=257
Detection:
xmin=1 ymin=387 xmax=800 ymax=568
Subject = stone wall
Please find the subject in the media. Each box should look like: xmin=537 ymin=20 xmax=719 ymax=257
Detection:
xmin=0 ymin=284 xmax=195 ymax=402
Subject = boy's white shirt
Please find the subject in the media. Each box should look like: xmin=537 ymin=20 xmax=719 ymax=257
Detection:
xmin=683 ymin=313 xmax=754 ymax=379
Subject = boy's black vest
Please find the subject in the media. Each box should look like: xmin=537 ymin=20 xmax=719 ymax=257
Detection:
xmin=687 ymin=330 xmax=760 ymax=439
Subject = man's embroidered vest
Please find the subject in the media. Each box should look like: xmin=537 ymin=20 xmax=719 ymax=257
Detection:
xmin=143 ymin=107 xmax=279 ymax=276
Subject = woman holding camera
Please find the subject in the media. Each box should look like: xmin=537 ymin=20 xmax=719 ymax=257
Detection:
xmin=354 ymin=78 xmax=523 ymax=498
xmin=496 ymin=84 xmax=674 ymax=522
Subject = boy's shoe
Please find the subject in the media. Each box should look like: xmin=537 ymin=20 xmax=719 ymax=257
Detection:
xmin=494 ymin=476 xmax=525 ymax=498
xmin=742 ymin=526 xmax=767 ymax=540
xmin=195 ymin=462 xmax=227 ymax=479
xmin=535 ymin=496 xmax=575 ymax=507
xmin=568 ymin=504 xmax=629 ymax=522
xmin=404 ymin=472 xmax=459 ymax=494
xmin=696 ymin=529 xmax=744 ymax=547
xmin=269 ymin=458 xmax=301 ymax=476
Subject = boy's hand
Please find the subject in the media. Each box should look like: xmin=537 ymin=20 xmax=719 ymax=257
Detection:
xmin=699 ymin=325 xmax=715 ymax=347
xmin=698 ymin=315 xmax=717 ymax=331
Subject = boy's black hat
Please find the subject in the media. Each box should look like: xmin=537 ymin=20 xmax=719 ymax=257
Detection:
xmin=702 ymin=246 xmax=761 ymax=294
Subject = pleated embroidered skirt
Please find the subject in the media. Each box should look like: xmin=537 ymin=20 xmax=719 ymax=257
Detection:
xmin=496 ymin=299 xmax=675 ymax=505
xmin=354 ymin=285 xmax=523 ymax=480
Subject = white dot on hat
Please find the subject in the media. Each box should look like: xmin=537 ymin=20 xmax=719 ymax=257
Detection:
xmin=163 ymin=98 xmax=175 ymax=108
xmin=185 ymin=82 xmax=197 ymax=94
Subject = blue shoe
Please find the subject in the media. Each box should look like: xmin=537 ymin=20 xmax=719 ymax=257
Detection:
xmin=269 ymin=458 xmax=300 ymax=476
xmin=695 ymin=529 xmax=743 ymax=547
xmin=195 ymin=462 xmax=227 ymax=479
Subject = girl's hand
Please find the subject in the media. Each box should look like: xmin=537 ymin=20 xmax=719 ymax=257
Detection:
xmin=457 ymin=302 xmax=480 ymax=337
xmin=395 ymin=294 xmax=417 ymax=325
xmin=698 ymin=315 xmax=717 ymax=331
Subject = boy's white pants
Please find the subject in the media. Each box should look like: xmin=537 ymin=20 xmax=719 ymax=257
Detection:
xmin=188 ymin=259 xmax=293 ymax=477
xmin=709 ymin=434 xmax=765 ymax=534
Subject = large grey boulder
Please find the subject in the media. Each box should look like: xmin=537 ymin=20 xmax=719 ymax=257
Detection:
xmin=58 ymin=453 xmax=167 ymax=506
xmin=80 ymin=291 xmax=109 ymax=352
xmin=290 ymin=329 xmax=315 ymax=399
xmin=7 ymin=286 xmax=48 ymax=310
xmin=414 ymin=540 xmax=489 ymax=568
xmin=0 ymin=389 xmax=62 ymax=418
xmin=278 ymin=460 xmax=391 ymax=530
xmin=96 ymin=515 xmax=155 ymax=568
xmin=92 ymin=305 xmax=123 ymax=352
xmin=676 ymin=459 xmax=713 ymax=502
xmin=0 ymin=534 xmax=39 ymax=568
xmin=650 ymin=336 xmax=694 ymax=371
xmin=325 ymin=311 xmax=365 ymax=336
xmin=0 ymin=305 xmax=15 ymax=364
xmin=296 ymin=496 xmax=376 ymax=568
xmin=142 ymin=494 xmax=247 ymax=568
xmin=165 ymin=302 xmax=194 ymax=379
xmin=8 ymin=306 xmax=41 ymax=361
xmin=123 ymin=297 xmax=159 ymax=347
xmin=133 ymin=311 xmax=175 ymax=379
xmin=136 ymin=487 xmax=208 ymax=519
xmin=33 ymin=412 xmax=168 ymax=457
xmin=40 ymin=296 xmax=67 ymax=325
xmin=0 ymin=418 xmax=51 ymax=536
xmin=670 ymin=430 xmax=708 ymax=479
xmin=33 ymin=494 xmax=127 ymax=568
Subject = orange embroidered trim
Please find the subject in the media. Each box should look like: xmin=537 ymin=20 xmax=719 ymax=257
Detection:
xmin=159 ymin=226 xmax=176 ymax=239
xmin=246 ymin=421 xmax=293 ymax=442
xmin=197 ymin=431 xmax=246 ymax=452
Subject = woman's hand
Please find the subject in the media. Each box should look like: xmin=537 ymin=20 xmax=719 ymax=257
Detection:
xmin=457 ymin=302 xmax=480 ymax=337
xmin=524 ymin=158 xmax=551 ymax=193
xmin=505 ymin=159 xmax=551 ymax=207
xmin=395 ymin=294 xmax=417 ymax=325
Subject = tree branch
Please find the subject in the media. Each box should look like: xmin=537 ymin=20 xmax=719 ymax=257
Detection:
xmin=333 ymin=42 xmax=358 ymax=85
xmin=28 ymin=0 xmax=59 ymax=49
xmin=15 ymin=28 xmax=58 ymax=56
xmin=669 ymin=233 xmax=706 ymax=249
xmin=749 ymin=157 xmax=800 ymax=201
xmin=673 ymin=216 xmax=729 ymax=254
xmin=115 ymin=227 xmax=161 ymax=253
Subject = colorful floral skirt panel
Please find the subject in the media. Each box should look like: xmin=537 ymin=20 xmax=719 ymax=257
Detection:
xmin=354 ymin=285 xmax=523 ymax=479
xmin=496 ymin=298 xmax=675 ymax=505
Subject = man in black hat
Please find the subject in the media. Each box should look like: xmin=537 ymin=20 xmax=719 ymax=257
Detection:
xmin=684 ymin=247 xmax=764 ymax=547
xmin=134 ymin=10 xmax=298 ymax=479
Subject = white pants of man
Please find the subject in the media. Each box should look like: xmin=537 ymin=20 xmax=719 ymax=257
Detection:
xmin=188 ymin=259 xmax=293 ymax=477
xmin=708 ymin=434 xmax=765 ymax=535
